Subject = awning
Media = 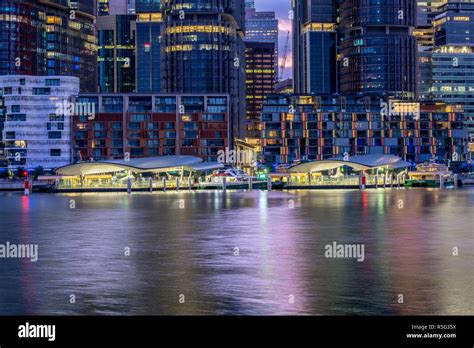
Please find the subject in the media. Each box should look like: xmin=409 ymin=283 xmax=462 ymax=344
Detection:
xmin=289 ymin=154 xmax=411 ymax=173
xmin=56 ymin=156 xmax=224 ymax=176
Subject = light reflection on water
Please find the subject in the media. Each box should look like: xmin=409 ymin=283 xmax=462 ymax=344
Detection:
xmin=0 ymin=188 xmax=473 ymax=315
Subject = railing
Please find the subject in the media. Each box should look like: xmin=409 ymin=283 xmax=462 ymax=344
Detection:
xmin=57 ymin=179 xmax=194 ymax=190
xmin=56 ymin=177 xmax=268 ymax=190
xmin=287 ymin=175 xmax=405 ymax=187
xmin=54 ymin=175 xmax=407 ymax=190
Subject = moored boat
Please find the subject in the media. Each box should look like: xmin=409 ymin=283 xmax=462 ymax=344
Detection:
xmin=405 ymin=162 xmax=453 ymax=187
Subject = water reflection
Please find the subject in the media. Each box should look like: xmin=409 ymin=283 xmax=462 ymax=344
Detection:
xmin=0 ymin=189 xmax=472 ymax=315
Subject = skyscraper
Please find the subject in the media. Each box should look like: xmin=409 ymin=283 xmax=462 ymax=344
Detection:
xmin=98 ymin=0 xmax=135 ymax=16
xmin=245 ymin=7 xmax=279 ymax=79
xmin=414 ymin=1 xmax=442 ymax=100
xmin=339 ymin=0 xmax=418 ymax=98
xmin=98 ymin=14 xmax=137 ymax=93
xmin=430 ymin=0 xmax=474 ymax=149
xmin=293 ymin=0 xmax=338 ymax=95
xmin=161 ymin=0 xmax=246 ymax=142
xmin=135 ymin=0 xmax=163 ymax=93
xmin=245 ymin=41 xmax=276 ymax=149
xmin=0 ymin=0 xmax=97 ymax=93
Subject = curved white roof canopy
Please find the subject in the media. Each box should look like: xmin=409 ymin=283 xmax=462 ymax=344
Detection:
xmin=289 ymin=154 xmax=411 ymax=173
xmin=56 ymin=156 xmax=224 ymax=176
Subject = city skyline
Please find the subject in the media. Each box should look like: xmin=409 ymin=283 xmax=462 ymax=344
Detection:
xmin=0 ymin=1 xmax=472 ymax=339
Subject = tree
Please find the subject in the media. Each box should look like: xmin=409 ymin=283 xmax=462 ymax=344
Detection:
xmin=33 ymin=166 xmax=44 ymax=180
xmin=15 ymin=167 xmax=26 ymax=179
xmin=0 ymin=169 xmax=9 ymax=179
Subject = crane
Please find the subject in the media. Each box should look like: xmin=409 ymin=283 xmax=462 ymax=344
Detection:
xmin=279 ymin=30 xmax=290 ymax=81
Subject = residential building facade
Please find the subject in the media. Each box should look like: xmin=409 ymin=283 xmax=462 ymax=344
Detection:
xmin=260 ymin=94 xmax=468 ymax=164
xmin=73 ymin=94 xmax=230 ymax=163
xmin=0 ymin=75 xmax=80 ymax=170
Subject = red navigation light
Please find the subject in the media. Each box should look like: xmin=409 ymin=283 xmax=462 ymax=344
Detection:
xmin=23 ymin=170 xmax=28 ymax=177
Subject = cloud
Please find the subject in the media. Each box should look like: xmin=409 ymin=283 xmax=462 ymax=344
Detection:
xmin=255 ymin=0 xmax=293 ymax=79
xmin=254 ymin=0 xmax=291 ymax=19
xmin=279 ymin=18 xmax=292 ymax=33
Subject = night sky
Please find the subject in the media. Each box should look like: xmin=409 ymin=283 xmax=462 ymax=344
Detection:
xmin=255 ymin=0 xmax=292 ymax=79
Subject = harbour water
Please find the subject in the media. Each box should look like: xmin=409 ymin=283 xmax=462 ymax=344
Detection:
xmin=0 ymin=188 xmax=473 ymax=315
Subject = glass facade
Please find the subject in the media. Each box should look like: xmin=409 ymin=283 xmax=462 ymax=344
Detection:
xmin=434 ymin=5 xmax=474 ymax=46
xmin=245 ymin=41 xmax=276 ymax=149
xmin=98 ymin=15 xmax=137 ymax=93
xmin=430 ymin=1 xmax=474 ymax=145
xmin=161 ymin=0 xmax=246 ymax=141
xmin=0 ymin=95 xmax=5 ymax=164
xmin=339 ymin=0 xmax=418 ymax=98
xmin=0 ymin=0 xmax=97 ymax=93
xmin=135 ymin=0 xmax=163 ymax=93
xmin=244 ymin=8 xmax=279 ymax=79
xmin=305 ymin=32 xmax=337 ymax=95
xmin=136 ymin=0 xmax=161 ymax=13
xmin=293 ymin=0 xmax=339 ymax=95
xmin=136 ymin=22 xmax=162 ymax=93
xmin=414 ymin=1 xmax=442 ymax=100
xmin=431 ymin=52 xmax=474 ymax=125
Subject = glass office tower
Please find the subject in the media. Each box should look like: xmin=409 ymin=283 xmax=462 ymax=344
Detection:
xmin=245 ymin=8 xmax=279 ymax=80
xmin=135 ymin=0 xmax=162 ymax=93
xmin=245 ymin=41 xmax=276 ymax=150
xmin=293 ymin=0 xmax=338 ymax=95
xmin=339 ymin=0 xmax=418 ymax=98
xmin=431 ymin=0 xmax=474 ymax=148
xmin=0 ymin=0 xmax=97 ymax=92
xmin=98 ymin=0 xmax=135 ymax=15
xmin=98 ymin=14 xmax=137 ymax=93
xmin=161 ymin=0 xmax=246 ymax=141
xmin=414 ymin=1 xmax=443 ymax=100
